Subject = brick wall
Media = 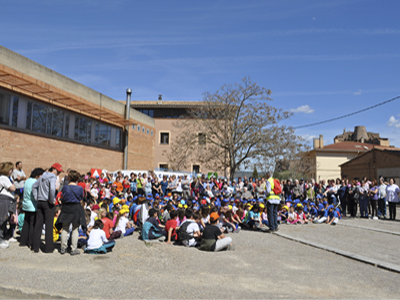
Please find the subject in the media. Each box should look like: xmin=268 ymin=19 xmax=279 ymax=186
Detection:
xmin=127 ymin=122 xmax=155 ymax=170
xmin=0 ymin=127 xmax=122 ymax=176
xmin=341 ymin=150 xmax=400 ymax=180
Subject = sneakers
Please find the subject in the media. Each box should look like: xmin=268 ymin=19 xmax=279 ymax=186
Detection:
xmin=0 ymin=239 xmax=10 ymax=249
xmin=60 ymin=248 xmax=66 ymax=255
xmin=8 ymin=237 xmax=17 ymax=243
xmin=234 ymin=227 xmax=241 ymax=233
xmin=373 ymin=216 xmax=378 ymax=220
xmin=70 ymin=249 xmax=80 ymax=256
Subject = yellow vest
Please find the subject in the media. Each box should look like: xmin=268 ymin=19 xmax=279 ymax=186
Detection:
xmin=267 ymin=177 xmax=281 ymax=200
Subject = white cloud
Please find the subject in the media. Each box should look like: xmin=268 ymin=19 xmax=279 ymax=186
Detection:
xmin=387 ymin=116 xmax=400 ymax=128
xmin=354 ymin=89 xmax=362 ymax=95
xmin=301 ymin=134 xmax=317 ymax=141
xmin=290 ymin=105 xmax=315 ymax=114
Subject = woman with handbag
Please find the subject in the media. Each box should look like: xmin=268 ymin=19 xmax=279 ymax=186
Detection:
xmin=0 ymin=162 xmax=16 ymax=249
xmin=58 ymin=170 xmax=86 ymax=255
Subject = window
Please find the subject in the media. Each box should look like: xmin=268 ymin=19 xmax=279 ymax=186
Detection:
xmin=160 ymin=132 xmax=169 ymax=145
xmin=159 ymin=164 xmax=169 ymax=170
xmin=132 ymin=124 xmax=135 ymax=130
xmin=26 ymin=102 xmax=32 ymax=129
xmin=198 ymin=133 xmax=206 ymax=145
xmin=151 ymin=130 xmax=153 ymax=136
xmin=193 ymin=165 xmax=200 ymax=173
xmin=65 ymin=114 xmax=70 ymax=138
xmin=11 ymin=97 xmax=19 ymax=127
xmin=32 ymin=103 xmax=47 ymax=134
xmin=115 ymin=129 xmax=122 ymax=148
xmin=50 ymin=108 xmax=64 ymax=137
xmin=0 ymin=92 xmax=11 ymax=125
xmin=74 ymin=116 xmax=91 ymax=143
xmin=147 ymin=128 xmax=149 ymax=135
xmin=138 ymin=109 xmax=154 ymax=117
xmin=95 ymin=123 xmax=111 ymax=146
xmin=137 ymin=125 xmax=140 ymax=132
xmin=142 ymin=126 xmax=145 ymax=133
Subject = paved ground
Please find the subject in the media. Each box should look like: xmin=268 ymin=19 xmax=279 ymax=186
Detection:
xmin=0 ymin=216 xmax=400 ymax=299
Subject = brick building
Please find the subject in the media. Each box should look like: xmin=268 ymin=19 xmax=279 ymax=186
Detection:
xmin=0 ymin=45 xmax=155 ymax=176
xmin=340 ymin=148 xmax=400 ymax=182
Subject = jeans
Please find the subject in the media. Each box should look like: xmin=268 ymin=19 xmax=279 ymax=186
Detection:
xmin=124 ymin=227 xmax=135 ymax=236
xmin=267 ymin=202 xmax=278 ymax=230
xmin=20 ymin=211 xmax=36 ymax=248
xmin=389 ymin=202 xmax=397 ymax=220
xmin=359 ymin=196 xmax=368 ymax=218
xmin=378 ymin=198 xmax=386 ymax=217
xmin=33 ymin=201 xmax=55 ymax=253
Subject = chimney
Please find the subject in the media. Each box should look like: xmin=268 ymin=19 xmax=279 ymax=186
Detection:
xmin=313 ymin=138 xmax=319 ymax=149
xmin=158 ymin=94 xmax=162 ymax=104
xmin=319 ymin=134 xmax=324 ymax=148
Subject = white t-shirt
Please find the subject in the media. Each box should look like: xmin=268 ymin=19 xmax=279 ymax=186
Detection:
xmin=87 ymin=228 xmax=108 ymax=250
xmin=115 ymin=216 xmax=129 ymax=234
xmin=0 ymin=175 xmax=14 ymax=199
xmin=12 ymin=169 xmax=26 ymax=189
xmin=88 ymin=211 xmax=97 ymax=228
xmin=181 ymin=220 xmax=199 ymax=247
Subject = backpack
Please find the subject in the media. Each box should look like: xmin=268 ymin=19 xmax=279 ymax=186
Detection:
xmin=177 ymin=221 xmax=194 ymax=241
xmin=273 ymin=179 xmax=282 ymax=195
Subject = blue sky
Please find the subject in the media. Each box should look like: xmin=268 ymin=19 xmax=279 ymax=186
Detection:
xmin=1 ymin=0 xmax=400 ymax=147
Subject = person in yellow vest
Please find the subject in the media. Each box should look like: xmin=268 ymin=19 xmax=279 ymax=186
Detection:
xmin=266 ymin=172 xmax=281 ymax=232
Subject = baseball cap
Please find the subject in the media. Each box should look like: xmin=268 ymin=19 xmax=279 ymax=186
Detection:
xmin=51 ymin=163 xmax=64 ymax=172
xmin=92 ymin=205 xmax=100 ymax=210
xmin=210 ymin=212 xmax=219 ymax=222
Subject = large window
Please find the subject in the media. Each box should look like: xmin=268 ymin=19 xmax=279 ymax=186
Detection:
xmin=95 ymin=123 xmax=111 ymax=146
xmin=0 ymin=92 xmax=10 ymax=125
xmin=160 ymin=132 xmax=169 ymax=145
xmin=74 ymin=117 xmax=91 ymax=143
xmin=11 ymin=97 xmax=19 ymax=127
xmin=115 ymin=129 xmax=122 ymax=149
xmin=138 ymin=109 xmax=154 ymax=117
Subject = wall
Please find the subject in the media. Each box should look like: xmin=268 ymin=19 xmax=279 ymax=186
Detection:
xmin=341 ymin=150 xmax=400 ymax=181
xmin=315 ymin=151 xmax=358 ymax=181
xmin=127 ymin=121 xmax=155 ymax=171
xmin=0 ymin=127 xmax=123 ymax=176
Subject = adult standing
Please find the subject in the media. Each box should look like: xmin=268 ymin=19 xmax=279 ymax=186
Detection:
xmin=386 ymin=178 xmax=400 ymax=220
xmin=32 ymin=163 xmax=63 ymax=253
xmin=58 ymin=170 xmax=86 ymax=255
xmin=19 ymin=168 xmax=45 ymax=249
xmin=12 ymin=161 xmax=26 ymax=199
xmin=265 ymin=172 xmax=281 ymax=232
xmin=378 ymin=177 xmax=387 ymax=219
xmin=0 ymin=162 xmax=16 ymax=249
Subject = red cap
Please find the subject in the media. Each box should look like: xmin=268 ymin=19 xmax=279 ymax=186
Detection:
xmin=51 ymin=163 xmax=64 ymax=173
xmin=92 ymin=205 xmax=100 ymax=210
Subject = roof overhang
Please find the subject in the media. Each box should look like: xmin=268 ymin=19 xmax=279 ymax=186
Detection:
xmin=0 ymin=63 xmax=135 ymax=128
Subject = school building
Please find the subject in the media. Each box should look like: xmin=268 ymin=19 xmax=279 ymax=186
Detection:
xmin=0 ymin=45 xmax=155 ymax=176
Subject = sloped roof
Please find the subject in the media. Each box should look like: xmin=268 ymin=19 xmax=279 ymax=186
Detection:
xmin=316 ymin=141 xmax=399 ymax=152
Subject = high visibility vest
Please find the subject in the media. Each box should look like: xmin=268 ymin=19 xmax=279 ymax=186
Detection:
xmin=267 ymin=177 xmax=281 ymax=200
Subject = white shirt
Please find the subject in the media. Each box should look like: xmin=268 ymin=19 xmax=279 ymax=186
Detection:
xmin=87 ymin=228 xmax=108 ymax=250
xmin=12 ymin=169 xmax=26 ymax=189
xmin=0 ymin=175 xmax=14 ymax=199
xmin=115 ymin=216 xmax=129 ymax=234
xmin=181 ymin=220 xmax=199 ymax=247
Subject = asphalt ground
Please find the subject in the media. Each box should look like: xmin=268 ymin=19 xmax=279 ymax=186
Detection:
xmin=0 ymin=212 xmax=400 ymax=299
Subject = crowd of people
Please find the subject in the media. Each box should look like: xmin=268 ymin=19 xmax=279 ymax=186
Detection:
xmin=0 ymin=160 xmax=399 ymax=254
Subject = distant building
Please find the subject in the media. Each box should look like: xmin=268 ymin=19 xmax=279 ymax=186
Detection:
xmin=334 ymin=125 xmax=390 ymax=146
xmin=340 ymin=148 xmax=400 ymax=183
xmin=308 ymin=134 xmax=398 ymax=181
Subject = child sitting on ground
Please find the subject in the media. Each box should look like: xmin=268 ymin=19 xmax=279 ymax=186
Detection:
xmin=199 ymin=212 xmax=234 ymax=252
xmin=287 ymin=206 xmax=300 ymax=225
xmin=165 ymin=210 xmax=179 ymax=244
xmin=114 ymin=205 xmax=135 ymax=238
xmin=296 ymin=204 xmax=308 ymax=224
xmin=85 ymin=220 xmax=115 ymax=254
xmin=142 ymin=208 xmax=166 ymax=241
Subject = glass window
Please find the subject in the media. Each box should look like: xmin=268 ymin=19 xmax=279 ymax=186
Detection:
xmin=142 ymin=126 xmax=145 ymax=133
xmin=51 ymin=108 xmax=64 ymax=137
xmin=32 ymin=103 xmax=47 ymax=134
xmin=151 ymin=130 xmax=153 ymax=136
xmin=147 ymin=128 xmax=149 ymax=135
xmin=193 ymin=165 xmax=200 ymax=173
xmin=159 ymin=164 xmax=169 ymax=170
xmin=26 ymin=102 xmax=32 ymax=129
xmin=160 ymin=132 xmax=169 ymax=145
xmin=74 ymin=116 xmax=91 ymax=142
xmin=0 ymin=92 xmax=11 ymax=125
xmin=46 ymin=107 xmax=52 ymax=135
xmin=149 ymin=110 xmax=154 ymax=117
xmin=116 ymin=129 xmax=121 ymax=148
xmin=65 ymin=114 xmax=70 ymax=138
xmin=137 ymin=125 xmax=140 ymax=132
xmin=198 ymin=133 xmax=206 ymax=145
xmin=95 ymin=123 xmax=110 ymax=146
xmin=11 ymin=97 xmax=18 ymax=127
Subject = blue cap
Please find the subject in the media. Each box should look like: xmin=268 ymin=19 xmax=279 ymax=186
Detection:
xmin=155 ymin=193 xmax=160 ymax=197
xmin=192 ymin=200 xmax=197 ymax=204
xmin=303 ymin=200 xmax=308 ymax=203
xmin=133 ymin=196 xmax=138 ymax=201
xmin=310 ymin=202 xmax=315 ymax=206
xmin=328 ymin=205 xmax=334 ymax=210
xmin=180 ymin=200 xmax=186 ymax=205
xmin=286 ymin=199 xmax=292 ymax=203
xmin=323 ymin=201 xmax=327 ymax=205
xmin=318 ymin=204 xmax=324 ymax=210
xmin=223 ymin=198 xmax=229 ymax=203
xmin=316 ymin=194 xmax=322 ymax=199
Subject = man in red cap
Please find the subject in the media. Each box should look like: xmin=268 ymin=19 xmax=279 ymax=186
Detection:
xmin=32 ymin=163 xmax=64 ymax=253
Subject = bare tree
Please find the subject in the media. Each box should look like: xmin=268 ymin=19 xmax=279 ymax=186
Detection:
xmin=164 ymin=77 xmax=306 ymax=181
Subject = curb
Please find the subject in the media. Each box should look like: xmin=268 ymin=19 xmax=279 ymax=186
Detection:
xmin=338 ymin=223 xmax=400 ymax=236
xmin=274 ymin=232 xmax=400 ymax=274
